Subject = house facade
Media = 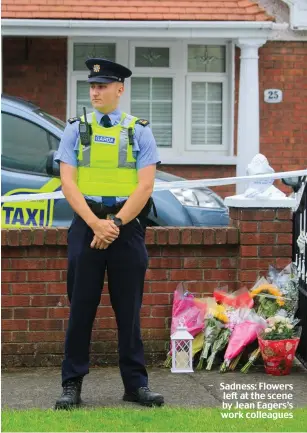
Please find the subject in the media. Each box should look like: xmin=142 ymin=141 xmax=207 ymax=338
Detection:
xmin=2 ymin=0 xmax=307 ymax=197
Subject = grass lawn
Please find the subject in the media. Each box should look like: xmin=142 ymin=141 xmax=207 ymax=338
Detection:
xmin=2 ymin=407 xmax=307 ymax=432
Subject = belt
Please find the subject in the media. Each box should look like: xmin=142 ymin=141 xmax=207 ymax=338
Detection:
xmin=86 ymin=197 xmax=157 ymax=219
xmin=85 ymin=199 xmax=126 ymax=219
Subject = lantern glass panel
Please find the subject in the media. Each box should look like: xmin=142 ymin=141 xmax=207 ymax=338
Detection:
xmin=175 ymin=340 xmax=191 ymax=369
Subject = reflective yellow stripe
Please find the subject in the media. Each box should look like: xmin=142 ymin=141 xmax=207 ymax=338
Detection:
xmin=76 ymin=112 xmax=138 ymax=196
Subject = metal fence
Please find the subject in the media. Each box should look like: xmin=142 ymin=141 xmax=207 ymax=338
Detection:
xmin=293 ymin=179 xmax=307 ymax=368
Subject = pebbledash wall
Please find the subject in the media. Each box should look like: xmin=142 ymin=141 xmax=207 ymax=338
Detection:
xmin=2 ymin=38 xmax=307 ymax=199
xmin=1 ymin=207 xmax=293 ymax=368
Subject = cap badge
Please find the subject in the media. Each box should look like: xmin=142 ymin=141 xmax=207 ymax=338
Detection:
xmin=93 ymin=64 xmax=100 ymax=73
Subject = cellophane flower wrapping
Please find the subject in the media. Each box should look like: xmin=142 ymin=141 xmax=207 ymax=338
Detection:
xmin=223 ymin=309 xmax=267 ymax=365
xmin=214 ymin=286 xmax=254 ymax=309
xmin=267 ymin=264 xmax=299 ymax=319
xmin=200 ymin=316 xmax=223 ymax=360
xmin=170 ymin=283 xmax=207 ymax=336
xmin=249 ymin=277 xmax=285 ymax=318
xmin=167 ymin=283 xmax=207 ymax=360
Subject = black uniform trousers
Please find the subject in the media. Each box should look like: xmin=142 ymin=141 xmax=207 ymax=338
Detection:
xmin=61 ymin=213 xmax=148 ymax=392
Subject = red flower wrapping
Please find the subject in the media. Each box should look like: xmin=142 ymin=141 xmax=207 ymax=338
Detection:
xmin=258 ymin=337 xmax=300 ymax=376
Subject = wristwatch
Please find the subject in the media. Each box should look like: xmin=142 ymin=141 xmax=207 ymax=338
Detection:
xmin=109 ymin=214 xmax=123 ymax=227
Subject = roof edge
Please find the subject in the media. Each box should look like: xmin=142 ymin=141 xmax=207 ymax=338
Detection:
xmin=2 ymin=19 xmax=288 ymax=38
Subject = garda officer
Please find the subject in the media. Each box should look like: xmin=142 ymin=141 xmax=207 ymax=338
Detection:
xmin=54 ymin=58 xmax=164 ymax=409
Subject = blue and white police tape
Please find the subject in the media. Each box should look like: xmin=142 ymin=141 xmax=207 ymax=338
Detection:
xmin=1 ymin=169 xmax=307 ymax=203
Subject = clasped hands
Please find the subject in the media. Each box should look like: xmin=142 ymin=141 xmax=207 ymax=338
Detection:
xmin=90 ymin=218 xmax=120 ymax=249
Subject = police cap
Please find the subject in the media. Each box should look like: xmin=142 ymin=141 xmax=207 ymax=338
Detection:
xmin=85 ymin=58 xmax=132 ymax=84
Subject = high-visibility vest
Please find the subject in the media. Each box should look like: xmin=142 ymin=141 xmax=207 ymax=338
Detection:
xmin=77 ymin=111 xmax=138 ymax=196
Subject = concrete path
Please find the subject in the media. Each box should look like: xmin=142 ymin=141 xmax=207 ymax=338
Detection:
xmin=2 ymin=361 xmax=307 ymax=410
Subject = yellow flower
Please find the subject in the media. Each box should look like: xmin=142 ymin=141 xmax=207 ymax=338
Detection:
xmin=250 ymin=283 xmax=284 ymax=306
xmin=213 ymin=304 xmax=228 ymax=323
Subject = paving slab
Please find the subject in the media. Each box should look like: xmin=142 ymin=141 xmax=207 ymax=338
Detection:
xmin=1 ymin=367 xmax=218 ymax=410
xmin=2 ymin=362 xmax=306 ymax=410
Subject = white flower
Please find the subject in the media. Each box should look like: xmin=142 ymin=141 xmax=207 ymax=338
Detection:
xmin=286 ymin=324 xmax=293 ymax=329
xmin=275 ymin=315 xmax=287 ymax=322
xmin=278 ymin=329 xmax=283 ymax=333
xmin=264 ymin=328 xmax=271 ymax=333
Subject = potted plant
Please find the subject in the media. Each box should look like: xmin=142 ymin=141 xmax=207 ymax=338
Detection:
xmin=258 ymin=316 xmax=301 ymax=376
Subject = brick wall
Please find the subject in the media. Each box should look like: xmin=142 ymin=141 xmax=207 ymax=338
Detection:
xmin=2 ymin=39 xmax=306 ymax=198
xmin=1 ymin=226 xmax=239 ymax=367
xmin=259 ymin=41 xmax=307 ymax=173
xmin=259 ymin=41 xmax=307 ymax=194
xmin=1 ymin=206 xmax=293 ymax=368
xmin=230 ymin=207 xmax=293 ymax=286
xmin=2 ymin=37 xmax=67 ymax=120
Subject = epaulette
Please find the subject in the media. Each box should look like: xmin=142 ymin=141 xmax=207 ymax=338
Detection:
xmin=68 ymin=117 xmax=80 ymax=124
xmin=136 ymin=119 xmax=150 ymax=127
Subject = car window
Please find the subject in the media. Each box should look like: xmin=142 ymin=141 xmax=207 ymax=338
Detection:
xmin=1 ymin=113 xmax=55 ymax=174
xmin=48 ymin=133 xmax=60 ymax=151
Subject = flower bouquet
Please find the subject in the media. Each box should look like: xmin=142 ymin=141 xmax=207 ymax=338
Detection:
xmin=220 ymin=309 xmax=267 ymax=372
xmin=250 ymin=277 xmax=285 ymax=318
xmin=196 ymin=316 xmax=223 ymax=370
xmin=258 ymin=316 xmax=301 ymax=376
xmin=164 ymin=283 xmax=207 ymax=367
xmin=241 ymin=263 xmax=300 ymax=373
xmin=206 ymin=328 xmax=231 ymax=370
xmin=196 ymin=298 xmax=228 ymax=370
xmin=267 ymin=264 xmax=299 ymax=319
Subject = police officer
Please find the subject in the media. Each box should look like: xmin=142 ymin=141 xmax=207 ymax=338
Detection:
xmin=54 ymin=58 xmax=164 ymax=409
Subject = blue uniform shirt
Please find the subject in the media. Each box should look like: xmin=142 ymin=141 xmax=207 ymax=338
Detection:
xmin=54 ymin=108 xmax=160 ymax=204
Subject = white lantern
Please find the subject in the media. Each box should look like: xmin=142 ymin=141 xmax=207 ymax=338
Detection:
xmin=171 ymin=319 xmax=194 ymax=373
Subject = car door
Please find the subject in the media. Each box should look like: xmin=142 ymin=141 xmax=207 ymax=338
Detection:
xmin=1 ymin=108 xmax=73 ymax=228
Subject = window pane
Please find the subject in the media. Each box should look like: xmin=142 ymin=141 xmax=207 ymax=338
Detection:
xmin=152 ymin=125 xmax=172 ymax=147
xmin=73 ymin=43 xmax=116 ymax=71
xmin=207 ymin=104 xmax=222 ymax=124
xmin=1 ymin=113 xmax=50 ymax=174
xmin=49 ymin=134 xmax=60 ymax=150
xmin=208 ymin=83 xmax=222 ymax=101
xmin=192 ymin=103 xmax=206 ymax=123
xmin=152 ymin=102 xmax=172 ymax=123
xmin=191 ymin=128 xmax=205 ymax=145
xmin=76 ymin=82 xmax=92 ymax=116
xmin=207 ymin=126 xmax=222 ymax=144
xmin=152 ymin=78 xmax=172 ymax=100
xmin=190 ymin=82 xmax=223 ymax=146
xmin=131 ymin=102 xmax=150 ymax=120
xmin=131 ymin=78 xmax=150 ymax=100
xmin=192 ymin=82 xmax=206 ymax=101
xmin=131 ymin=77 xmax=173 ymax=148
xmin=188 ymin=45 xmax=226 ymax=73
xmin=135 ymin=47 xmax=169 ymax=67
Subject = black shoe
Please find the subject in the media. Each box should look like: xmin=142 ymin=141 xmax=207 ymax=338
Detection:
xmin=54 ymin=377 xmax=83 ymax=410
xmin=123 ymin=386 xmax=164 ymax=407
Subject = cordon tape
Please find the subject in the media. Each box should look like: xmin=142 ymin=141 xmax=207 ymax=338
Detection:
xmin=1 ymin=169 xmax=307 ymax=204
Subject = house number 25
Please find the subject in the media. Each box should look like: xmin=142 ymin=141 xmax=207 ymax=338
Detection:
xmin=264 ymin=89 xmax=283 ymax=103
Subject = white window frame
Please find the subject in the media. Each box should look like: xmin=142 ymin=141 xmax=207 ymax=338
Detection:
xmin=186 ymin=76 xmax=228 ymax=151
xmin=130 ymin=73 xmax=175 ymax=149
xmin=129 ymin=40 xmax=185 ymax=160
xmin=68 ymin=37 xmax=235 ymax=165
